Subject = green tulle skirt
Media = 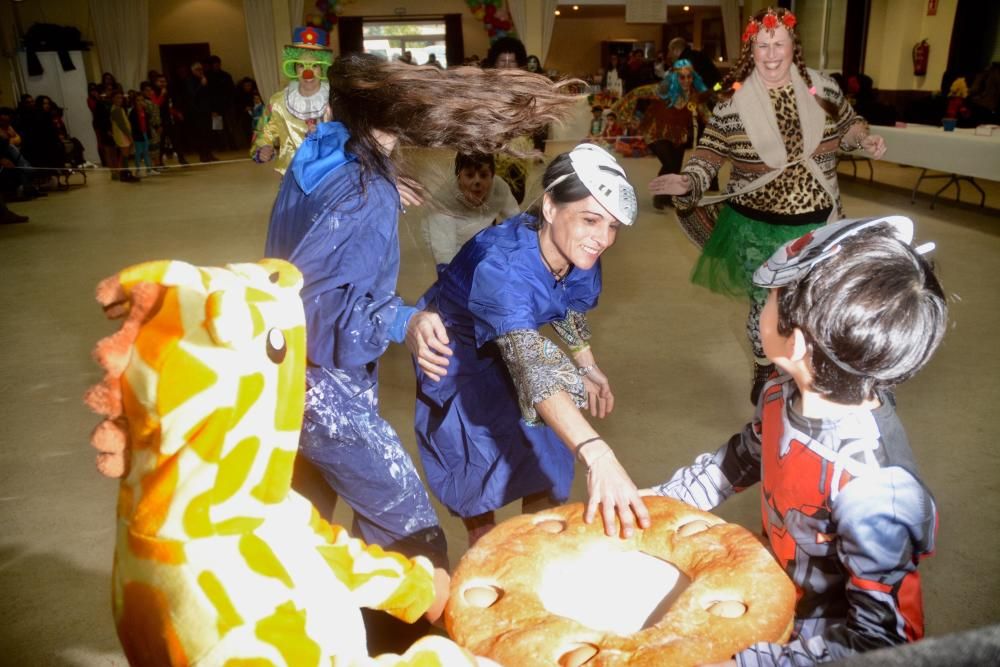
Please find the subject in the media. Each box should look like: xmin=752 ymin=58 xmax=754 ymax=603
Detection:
xmin=691 ymin=205 xmax=824 ymax=302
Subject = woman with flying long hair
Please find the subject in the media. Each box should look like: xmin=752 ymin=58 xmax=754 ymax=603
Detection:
xmin=264 ymin=54 xmax=582 ymax=573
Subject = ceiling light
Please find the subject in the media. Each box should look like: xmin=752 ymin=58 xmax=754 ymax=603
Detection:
xmin=573 ymin=4 xmax=580 ymax=9
xmin=554 ymin=9 xmax=561 ymax=15
xmin=683 ymin=5 xmax=690 ymax=10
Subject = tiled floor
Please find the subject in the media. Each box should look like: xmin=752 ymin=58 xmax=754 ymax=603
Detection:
xmin=1 ymin=150 xmax=997 ymax=664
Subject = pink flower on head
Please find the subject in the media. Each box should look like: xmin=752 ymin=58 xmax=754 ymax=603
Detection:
xmin=782 ymin=13 xmax=797 ymax=29
xmin=762 ymin=13 xmax=779 ymax=30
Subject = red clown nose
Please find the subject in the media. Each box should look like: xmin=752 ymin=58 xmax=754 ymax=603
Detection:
xmin=301 ymin=69 xmax=315 ymax=80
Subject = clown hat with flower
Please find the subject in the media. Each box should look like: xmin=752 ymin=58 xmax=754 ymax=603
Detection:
xmin=282 ymin=26 xmax=334 ymax=79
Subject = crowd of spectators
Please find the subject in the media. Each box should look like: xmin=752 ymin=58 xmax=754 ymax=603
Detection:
xmin=84 ymin=59 xmax=260 ymax=183
xmin=1 ymin=93 xmax=87 ymax=201
xmin=2 ymin=57 xmax=261 ymax=222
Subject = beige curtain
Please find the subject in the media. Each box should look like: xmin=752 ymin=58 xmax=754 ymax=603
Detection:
xmin=507 ymin=0 xmax=527 ymax=41
xmin=288 ymin=0 xmax=304 ymax=27
xmin=87 ymin=0 xmax=148 ymax=90
xmin=506 ymin=0 xmax=558 ymax=66
xmin=720 ymin=0 xmax=742 ymax=64
xmin=244 ymin=0 xmax=283 ymax=101
xmin=539 ymin=0 xmax=558 ymax=66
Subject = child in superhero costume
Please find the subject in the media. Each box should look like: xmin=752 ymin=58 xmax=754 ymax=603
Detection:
xmin=650 ymin=216 xmax=947 ymax=666
xmin=251 ymin=26 xmax=334 ymax=174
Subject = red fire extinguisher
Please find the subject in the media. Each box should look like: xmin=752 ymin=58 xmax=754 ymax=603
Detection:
xmin=912 ymin=39 xmax=930 ymax=76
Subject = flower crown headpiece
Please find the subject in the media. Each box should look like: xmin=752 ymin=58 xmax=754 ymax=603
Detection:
xmin=742 ymin=8 xmax=797 ymax=43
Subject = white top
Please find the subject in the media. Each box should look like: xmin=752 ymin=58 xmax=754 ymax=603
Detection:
xmin=423 ymin=177 xmax=521 ymax=265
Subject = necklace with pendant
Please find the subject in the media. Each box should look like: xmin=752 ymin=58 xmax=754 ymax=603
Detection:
xmin=538 ymin=231 xmax=568 ymax=281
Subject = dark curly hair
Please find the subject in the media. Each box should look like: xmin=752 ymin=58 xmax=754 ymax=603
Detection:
xmin=484 ymin=37 xmax=528 ymax=69
xmin=776 ymin=224 xmax=947 ymax=403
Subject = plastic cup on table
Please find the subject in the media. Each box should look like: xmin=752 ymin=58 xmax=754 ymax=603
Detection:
xmin=942 ymin=118 xmax=957 ymax=131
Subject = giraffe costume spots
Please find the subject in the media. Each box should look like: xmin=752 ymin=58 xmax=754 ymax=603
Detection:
xmin=85 ymin=259 xmax=482 ymax=666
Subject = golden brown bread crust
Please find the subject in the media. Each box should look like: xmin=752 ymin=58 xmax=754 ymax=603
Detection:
xmin=446 ymin=497 xmax=795 ymax=666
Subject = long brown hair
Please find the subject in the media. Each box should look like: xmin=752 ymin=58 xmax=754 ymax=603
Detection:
xmin=719 ymin=7 xmax=840 ymax=118
xmin=329 ymin=54 xmax=583 ymax=183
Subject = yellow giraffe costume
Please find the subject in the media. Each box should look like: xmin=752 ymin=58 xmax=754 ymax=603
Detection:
xmin=85 ymin=259 xmax=483 ymax=666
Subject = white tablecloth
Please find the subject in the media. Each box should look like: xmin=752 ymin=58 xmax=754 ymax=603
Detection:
xmin=877 ymin=124 xmax=1000 ymax=182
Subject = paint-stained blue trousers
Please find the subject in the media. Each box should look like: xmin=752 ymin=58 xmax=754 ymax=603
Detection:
xmin=300 ymin=365 xmax=449 ymax=569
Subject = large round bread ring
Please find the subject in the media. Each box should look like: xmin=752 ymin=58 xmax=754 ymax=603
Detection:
xmin=446 ymin=497 xmax=795 ymax=666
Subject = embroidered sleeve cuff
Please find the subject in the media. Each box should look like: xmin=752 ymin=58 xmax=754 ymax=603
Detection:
xmin=496 ymin=329 xmax=586 ymax=424
xmin=551 ymin=309 xmax=592 ymax=349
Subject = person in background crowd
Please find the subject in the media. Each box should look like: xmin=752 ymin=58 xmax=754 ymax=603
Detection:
xmin=1 ymin=106 xmax=42 ymax=200
xmin=17 ymin=95 xmax=63 ymax=176
xmin=602 ymin=52 xmax=625 ymax=97
xmin=234 ymin=77 xmax=259 ymax=145
xmin=109 ymin=91 xmax=138 ymax=182
xmin=615 ymin=58 xmax=711 ymax=209
xmin=206 ymin=55 xmax=239 ymax=150
xmin=667 ymin=36 xmax=722 ymax=94
xmin=152 ymin=73 xmax=189 ymax=166
xmin=127 ymin=89 xmax=154 ymax=177
xmin=187 ymin=62 xmax=218 ymax=163
xmin=483 ymin=36 xmax=537 ymax=202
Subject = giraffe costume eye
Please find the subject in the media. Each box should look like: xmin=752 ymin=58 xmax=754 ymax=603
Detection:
xmin=266 ymin=328 xmax=287 ymax=363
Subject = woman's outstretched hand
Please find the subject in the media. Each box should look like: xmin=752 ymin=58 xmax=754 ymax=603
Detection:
xmin=583 ymin=445 xmax=651 ymax=538
xmin=861 ymin=134 xmax=887 ymax=159
xmin=582 ymin=366 xmax=615 ymax=419
xmin=648 ymin=173 xmax=692 ymax=196
xmin=406 ymin=310 xmax=452 ymax=381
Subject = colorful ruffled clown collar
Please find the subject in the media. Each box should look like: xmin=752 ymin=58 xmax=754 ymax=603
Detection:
xmin=284 ymin=79 xmax=329 ymax=120
xmin=741 ymin=8 xmax=797 ymax=43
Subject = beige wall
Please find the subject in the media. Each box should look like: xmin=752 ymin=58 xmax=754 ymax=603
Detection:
xmin=796 ymin=0 xmax=848 ymax=71
xmin=546 ymin=17 xmax=661 ymax=80
xmin=149 ymin=0 xmax=254 ymax=81
xmin=865 ymin=0 xmax=959 ymax=91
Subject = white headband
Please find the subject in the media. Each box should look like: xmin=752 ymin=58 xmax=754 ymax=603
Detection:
xmin=546 ymin=143 xmax=637 ymax=226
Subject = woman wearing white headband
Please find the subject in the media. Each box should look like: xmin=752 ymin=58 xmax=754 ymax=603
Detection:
xmin=412 ymin=143 xmax=650 ymax=546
